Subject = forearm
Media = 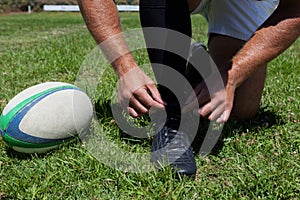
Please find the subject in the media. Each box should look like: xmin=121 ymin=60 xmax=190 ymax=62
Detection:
xmin=228 ymin=0 xmax=300 ymax=88
xmin=78 ymin=0 xmax=138 ymax=77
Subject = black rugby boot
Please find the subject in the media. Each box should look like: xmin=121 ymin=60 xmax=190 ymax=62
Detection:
xmin=151 ymin=116 xmax=196 ymax=177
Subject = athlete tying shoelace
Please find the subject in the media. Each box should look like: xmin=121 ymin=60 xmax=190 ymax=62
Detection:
xmin=79 ymin=0 xmax=300 ymax=177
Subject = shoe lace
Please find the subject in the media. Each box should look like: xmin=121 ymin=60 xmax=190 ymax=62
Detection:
xmin=161 ymin=118 xmax=191 ymax=150
xmin=161 ymin=126 xmax=177 ymax=144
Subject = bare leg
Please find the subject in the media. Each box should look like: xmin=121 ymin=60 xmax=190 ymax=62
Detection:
xmin=208 ymin=34 xmax=267 ymax=120
xmin=188 ymin=0 xmax=201 ymax=12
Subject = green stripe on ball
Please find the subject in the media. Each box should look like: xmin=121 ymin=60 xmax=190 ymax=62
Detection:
xmin=0 ymin=85 xmax=78 ymax=131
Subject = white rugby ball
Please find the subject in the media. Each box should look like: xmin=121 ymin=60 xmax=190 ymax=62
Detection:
xmin=0 ymin=82 xmax=93 ymax=154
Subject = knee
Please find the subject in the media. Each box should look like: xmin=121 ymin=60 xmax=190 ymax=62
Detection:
xmin=230 ymin=104 xmax=259 ymax=120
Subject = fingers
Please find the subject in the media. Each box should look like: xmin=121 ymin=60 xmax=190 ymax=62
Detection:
xmin=193 ymin=102 xmax=227 ymax=123
xmin=129 ymin=96 xmax=149 ymax=116
xmin=183 ymin=82 xmax=210 ymax=113
xmin=134 ymin=85 xmax=165 ymax=108
xmin=216 ymin=110 xmax=230 ymax=124
xmin=194 ymin=98 xmax=223 ymax=119
xmin=147 ymin=84 xmax=166 ymax=107
xmin=124 ymin=84 xmax=166 ymax=118
xmin=127 ymin=107 xmax=139 ymax=118
xmin=117 ymin=67 xmax=166 ymax=118
xmin=216 ymin=90 xmax=234 ymax=123
xmin=208 ymin=104 xmax=225 ymax=121
xmin=192 ymin=88 xmax=234 ymax=123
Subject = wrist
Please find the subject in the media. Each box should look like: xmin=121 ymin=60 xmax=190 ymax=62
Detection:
xmin=227 ymin=66 xmax=239 ymax=90
xmin=112 ymin=53 xmax=139 ymax=78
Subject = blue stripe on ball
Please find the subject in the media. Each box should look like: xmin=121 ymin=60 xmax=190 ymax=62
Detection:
xmin=6 ymin=88 xmax=79 ymax=143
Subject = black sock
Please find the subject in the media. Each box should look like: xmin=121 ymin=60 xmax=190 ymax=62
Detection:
xmin=140 ymin=0 xmax=191 ymax=117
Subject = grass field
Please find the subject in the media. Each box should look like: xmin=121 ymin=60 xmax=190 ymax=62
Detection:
xmin=0 ymin=12 xmax=299 ymax=199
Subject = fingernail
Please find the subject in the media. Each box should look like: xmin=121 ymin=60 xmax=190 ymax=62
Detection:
xmin=154 ymin=99 xmax=166 ymax=106
xmin=216 ymin=118 xmax=222 ymax=123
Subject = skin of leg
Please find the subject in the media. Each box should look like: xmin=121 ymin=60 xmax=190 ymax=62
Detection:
xmin=188 ymin=0 xmax=201 ymax=12
xmin=208 ymin=34 xmax=267 ymax=120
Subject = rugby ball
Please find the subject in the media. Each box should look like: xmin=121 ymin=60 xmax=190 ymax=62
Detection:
xmin=0 ymin=82 xmax=93 ymax=154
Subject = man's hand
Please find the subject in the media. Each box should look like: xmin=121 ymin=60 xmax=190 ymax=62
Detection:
xmin=79 ymin=0 xmax=165 ymax=118
xmin=118 ymin=67 xmax=165 ymax=118
xmin=183 ymin=71 xmax=236 ymax=123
